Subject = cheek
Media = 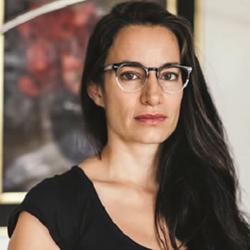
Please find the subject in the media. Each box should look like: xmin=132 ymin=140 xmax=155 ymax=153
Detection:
xmin=167 ymin=94 xmax=183 ymax=124
xmin=104 ymin=91 xmax=137 ymax=126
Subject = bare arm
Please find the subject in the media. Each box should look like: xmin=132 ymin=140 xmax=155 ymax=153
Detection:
xmin=8 ymin=211 xmax=60 ymax=250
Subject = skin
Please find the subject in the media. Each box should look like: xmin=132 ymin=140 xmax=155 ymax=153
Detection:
xmin=8 ymin=25 xmax=185 ymax=250
xmin=87 ymin=25 xmax=183 ymax=190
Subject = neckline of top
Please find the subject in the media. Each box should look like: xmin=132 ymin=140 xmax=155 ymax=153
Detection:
xmin=73 ymin=165 xmax=153 ymax=250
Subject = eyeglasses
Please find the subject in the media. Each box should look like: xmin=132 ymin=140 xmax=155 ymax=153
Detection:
xmin=104 ymin=61 xmax=192 ymax=94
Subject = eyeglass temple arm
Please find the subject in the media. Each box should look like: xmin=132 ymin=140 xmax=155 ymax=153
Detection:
xmin=104 ymin=64 xmax=119 ymax=71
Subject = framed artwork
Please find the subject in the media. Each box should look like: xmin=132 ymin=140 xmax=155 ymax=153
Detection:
xmin=0 ymin=0 xmax=101 ymax=205
xmin=0 ymin=0 xmax=202 ymax=232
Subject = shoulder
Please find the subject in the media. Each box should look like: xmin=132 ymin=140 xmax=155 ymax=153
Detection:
xmin=8 ymin=166 xmax=91 ymax=249
xmin=22 ymin=166 xmax=89 ymax=209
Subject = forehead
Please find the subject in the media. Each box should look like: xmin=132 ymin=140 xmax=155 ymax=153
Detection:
xmin=105 ymin=25 xmax=180 ymax=66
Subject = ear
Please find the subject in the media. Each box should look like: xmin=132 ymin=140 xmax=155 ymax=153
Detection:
xmin=87 ymin=83 xmax=105 ymax=108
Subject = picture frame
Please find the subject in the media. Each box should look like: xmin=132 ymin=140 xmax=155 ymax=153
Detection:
xmin=0 ymin=0 xmax=101 ymax=207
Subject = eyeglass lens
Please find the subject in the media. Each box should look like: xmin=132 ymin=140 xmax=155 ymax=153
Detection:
xmin=116 ymin=64 xmax=189 ymax=93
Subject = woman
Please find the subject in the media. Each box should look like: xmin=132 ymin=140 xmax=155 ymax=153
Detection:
xmin=8 ymin=1 xmax=250 ymax=250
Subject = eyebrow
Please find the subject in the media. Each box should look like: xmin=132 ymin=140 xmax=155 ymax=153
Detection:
xmin=116 ymin=60 xmax=181 ymax=67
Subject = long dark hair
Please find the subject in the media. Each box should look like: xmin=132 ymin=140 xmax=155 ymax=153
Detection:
xmin=80 ymin=1 xmax=250 ymax=249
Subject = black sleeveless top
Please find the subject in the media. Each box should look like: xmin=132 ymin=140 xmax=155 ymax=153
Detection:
xmin=8 ymin=166 xmax=152 ymax=250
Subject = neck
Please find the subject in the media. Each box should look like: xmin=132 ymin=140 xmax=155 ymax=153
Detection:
xmin=99 ymin=139 xmax=160 ymax=192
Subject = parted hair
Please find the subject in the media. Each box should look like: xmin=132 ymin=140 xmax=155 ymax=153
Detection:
xmin=80 ymin=1 xmax=250 ymax=249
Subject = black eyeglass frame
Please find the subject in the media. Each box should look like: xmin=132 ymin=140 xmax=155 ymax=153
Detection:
xmin=103 ymin=61 xmax=193 ymax=94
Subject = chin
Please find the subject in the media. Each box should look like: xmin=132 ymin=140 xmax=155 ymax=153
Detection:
xmin=134 ymin=133 xmax=172 ymax=145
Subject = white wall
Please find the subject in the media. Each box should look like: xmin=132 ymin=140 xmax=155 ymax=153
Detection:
xmin=0 ymin=235 xmax=9 ymax=250
xmin=201 ymin=0 xmax=250 ymax=213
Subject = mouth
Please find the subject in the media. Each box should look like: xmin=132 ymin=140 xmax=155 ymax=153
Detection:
xmin=134 ymin=113 xmax=167 ymax=125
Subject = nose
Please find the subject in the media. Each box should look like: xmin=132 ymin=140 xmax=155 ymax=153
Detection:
xmin=140 ymin=71 xmax=162 ymax=106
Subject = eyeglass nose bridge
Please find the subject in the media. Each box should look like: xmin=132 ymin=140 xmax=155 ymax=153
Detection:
xmin=142 ymin=67 xmax=164 ymax=93
xmin=144 ymin=67 xmax=160 ymax=80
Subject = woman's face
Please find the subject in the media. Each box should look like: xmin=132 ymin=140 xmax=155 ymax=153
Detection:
xmin=90 ymin=25 xmax=183 ymax=146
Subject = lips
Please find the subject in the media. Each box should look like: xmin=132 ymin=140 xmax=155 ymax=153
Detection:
xmin=134 ymin=113 xmax=167 ymax=125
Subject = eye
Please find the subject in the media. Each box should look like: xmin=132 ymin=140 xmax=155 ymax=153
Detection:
xmin=161 ymin=72 xmax=178 ymax=81
xmin=119 ymin=71 xmax=142 ymax=81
